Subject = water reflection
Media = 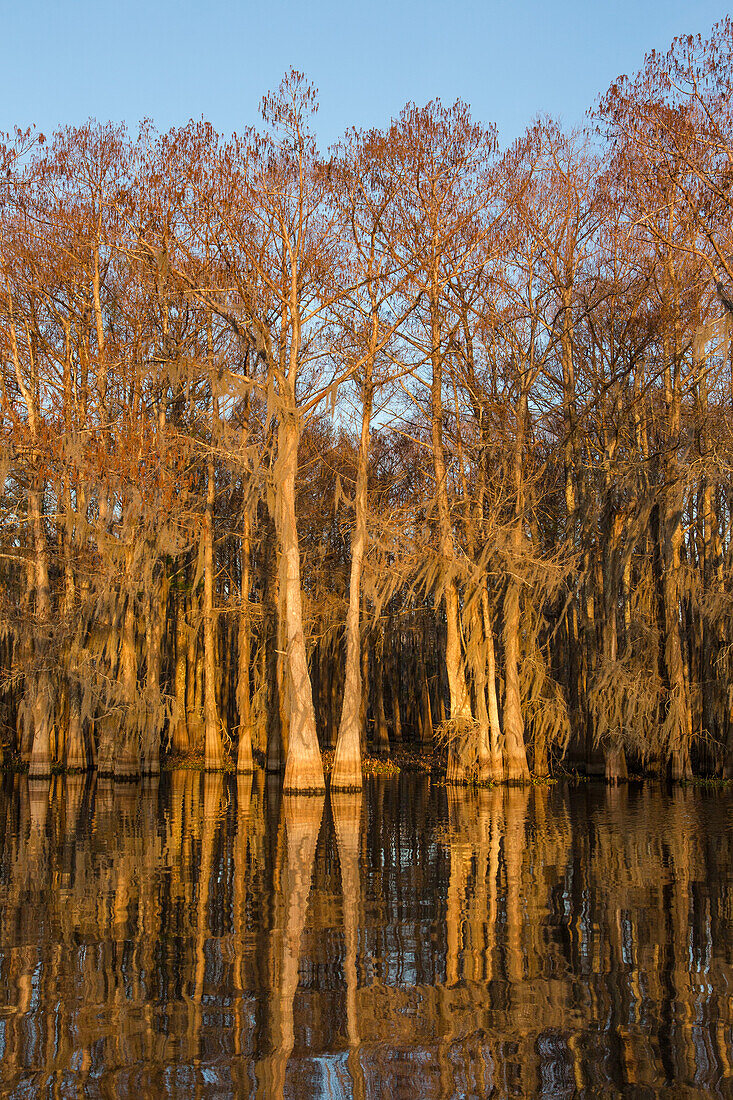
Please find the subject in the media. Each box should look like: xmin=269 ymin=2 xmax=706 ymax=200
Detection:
xmin=0 ymin=775 xmax=732 ymax=1097
xmin=262 ymin=794 xmax=325 ymax=1099
xmin=332 ymin=792 xmax=364 ymax=1098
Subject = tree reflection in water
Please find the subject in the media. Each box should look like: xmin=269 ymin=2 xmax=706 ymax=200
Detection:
xmin=0 ymin=775 xmax=731 ymax=1097
xmin=332 ymin=791 xmax=365 ymax=1099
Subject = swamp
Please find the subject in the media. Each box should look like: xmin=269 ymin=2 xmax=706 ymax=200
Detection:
xmin=2 ymin=16 xmax=733 ymax=1099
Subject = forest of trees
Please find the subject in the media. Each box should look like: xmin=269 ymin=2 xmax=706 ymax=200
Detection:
xmin=2 ymin=22 xmax=733 ymax=789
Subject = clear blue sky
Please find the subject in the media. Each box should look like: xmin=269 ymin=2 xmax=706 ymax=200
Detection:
xmin=1 ymin=1 xmax=728 ymax=149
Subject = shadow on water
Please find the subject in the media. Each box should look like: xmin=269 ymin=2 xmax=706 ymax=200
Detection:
xmin=0 ymin=773 xmax=732 ymax=1097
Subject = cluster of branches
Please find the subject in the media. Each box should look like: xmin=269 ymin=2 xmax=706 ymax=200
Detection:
xmin=3 ymin=20 xmax=733 ymax=789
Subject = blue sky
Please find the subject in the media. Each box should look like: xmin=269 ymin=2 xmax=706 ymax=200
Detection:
xmin=1 ymin=1 xmax=728 ymax=149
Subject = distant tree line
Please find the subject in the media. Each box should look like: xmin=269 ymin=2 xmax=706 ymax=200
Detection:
xmin=2 ymin=21 xmax=733 ymax=788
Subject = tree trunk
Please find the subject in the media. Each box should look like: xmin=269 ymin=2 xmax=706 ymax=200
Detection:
xmin=662 ymin=492 xmax=693 ymax=780
xmin=429 ymin=297 xmax=472 ymax=783
xmin=333 ymin=381 xmax=373 ymax=789
xmin=203 ymin=453 xmax=224 ymax=770
xmin=482 ymin=585 xmax=504 ymax=780
xmin=466 ymin=598 xmax=501 ymax=783
xmin=173 ymin=597 xmax=190 ymax=753
xmin=142 ymin=579 xmax=165 ymax=774
xmin=503 ymin=393 xmax=530 ymax=782
xmin=27 ymin=480 xmax=53 ymax=779
xmin=359 ymin=624 xmax=369 ymax=757
xmin=11 ymin=306 xmax=55 ymax=781
xmin=374 ymin=647 xmax=390 ymax=755
xmin=65 ymin=681 xmax=86 ymax=770
xmin=278 ymin=412 xmax=325 ymax=793
xmin=503 ymin=579 xmax=529 ymax=781
xmin=420 ymin=669 xmax=434 ymax=745
xmin=115 ymin=582 xmax=141 ymax=779
xmin=264 ymin=506 xmax=284 ymax=773
xmin=392 ymin=685 xmax=402 ymax=744
xmin=237 ymin=513 xmax=253 ymax=773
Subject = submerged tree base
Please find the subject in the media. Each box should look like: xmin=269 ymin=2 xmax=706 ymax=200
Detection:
xmin=322 ymin=750 xmax=401 ymax=781
xmin=28 ymin=762 xmax=53 ymax=780
xmin=3 ymin=739 xmax=731 ymax=787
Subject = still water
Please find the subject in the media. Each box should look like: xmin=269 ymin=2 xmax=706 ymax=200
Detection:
xmin=0 ymin=774 xmax=732 ymax=1098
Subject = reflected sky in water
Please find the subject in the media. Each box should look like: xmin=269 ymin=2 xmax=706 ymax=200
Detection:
xmin=0 ymin=774 xmax=732 ymax=1098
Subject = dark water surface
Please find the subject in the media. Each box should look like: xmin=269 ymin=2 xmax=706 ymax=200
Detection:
xmin=0 ymin=774 xmax=732 ymax=1099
